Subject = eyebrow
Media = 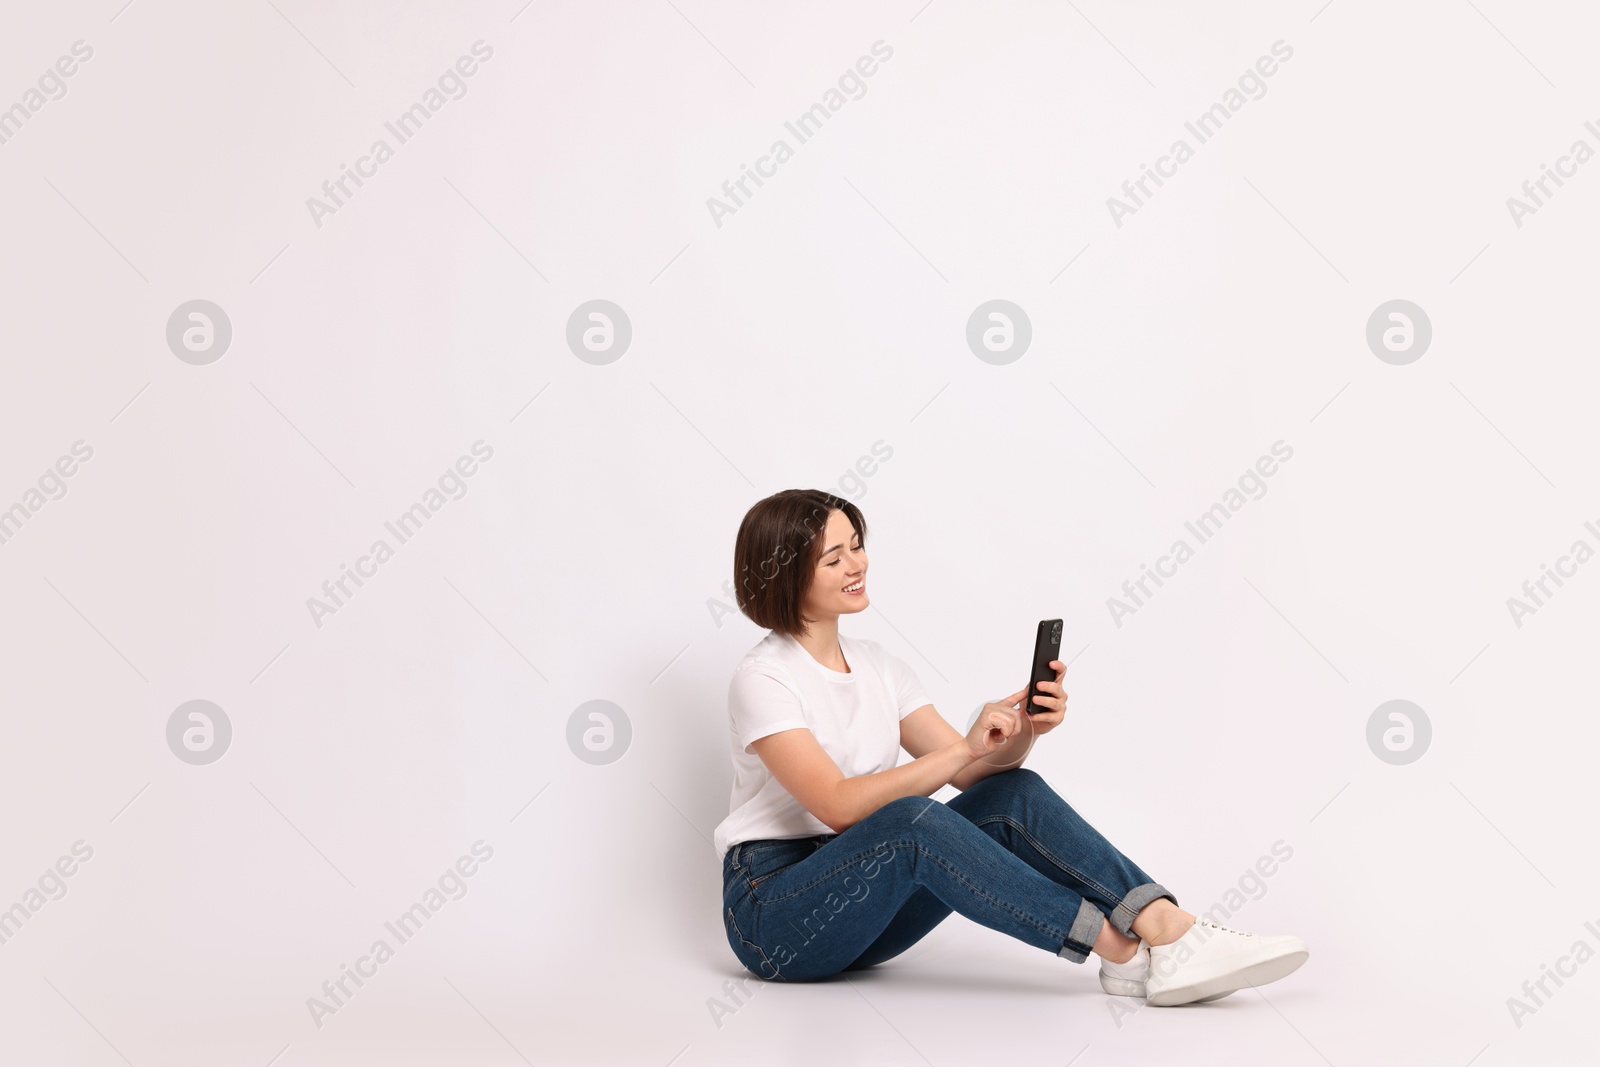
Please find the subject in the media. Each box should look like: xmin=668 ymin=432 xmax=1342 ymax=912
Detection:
xmin=821 ymin=535 xmax=862 ymax=556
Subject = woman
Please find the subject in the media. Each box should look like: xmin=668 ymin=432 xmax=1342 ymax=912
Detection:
xmin=715 ymin=489 xmax=1309 ymax=1005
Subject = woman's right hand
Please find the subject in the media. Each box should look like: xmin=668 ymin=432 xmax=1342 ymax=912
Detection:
xmin=965 ymin=685 xmax=1029 ymax=761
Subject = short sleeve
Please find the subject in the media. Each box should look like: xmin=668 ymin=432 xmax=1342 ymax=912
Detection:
xmin=729 ymin=664 xmax=810 ymax=755
xmin=880 ymin=647 xmax=933 ymax=720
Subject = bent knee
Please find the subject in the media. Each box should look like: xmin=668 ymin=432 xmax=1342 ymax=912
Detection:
xmin=988 ymin=767 xmax=1051 ymax=797
xmin=876 ymin=794 xmax=947 ymax=822
xmin=887 ymin=793 xmax=938 ymax=810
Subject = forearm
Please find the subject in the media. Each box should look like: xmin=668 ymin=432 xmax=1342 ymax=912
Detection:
xmin=829 ymin=741 xmax=976 ymax=832
xmin=949 ymin=733 xmax=1034 ymax=792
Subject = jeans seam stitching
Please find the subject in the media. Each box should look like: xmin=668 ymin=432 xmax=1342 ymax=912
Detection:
xmin=758 ymin=834 xmax=1073 ymax=948
xmin=755 ymin=843 xmax=903 ymax=903
xmin=911 ymin=841 xmax=1075 ymax=948
xmin=726 ymin=903 xmax=783 ymax=981
xmin=970 ymin=812 xmax=1122 ymax=905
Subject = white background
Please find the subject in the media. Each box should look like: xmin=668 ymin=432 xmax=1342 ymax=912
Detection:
xmin=2 ymin=1 xmax=1597 ymax=1064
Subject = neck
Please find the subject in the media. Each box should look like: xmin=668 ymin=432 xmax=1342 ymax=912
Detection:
xmin=792 ymin=614 xmax=846 ymax=671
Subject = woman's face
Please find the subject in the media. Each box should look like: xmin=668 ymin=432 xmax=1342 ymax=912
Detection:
xmin=802 ymin=509 xmax=868 ymax=621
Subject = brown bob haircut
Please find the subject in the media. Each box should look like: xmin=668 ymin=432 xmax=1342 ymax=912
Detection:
xmin=733 ymin=489 xmax=867 ymax=638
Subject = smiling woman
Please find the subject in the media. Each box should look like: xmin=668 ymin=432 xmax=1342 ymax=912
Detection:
xmin=712 ymin=489 xmax=1311 ymax=1003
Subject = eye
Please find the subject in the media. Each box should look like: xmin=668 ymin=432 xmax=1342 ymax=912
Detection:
xmin=825 ymin=544 xmax=861 ymax=567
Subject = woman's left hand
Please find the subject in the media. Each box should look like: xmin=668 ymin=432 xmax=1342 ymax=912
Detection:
xmin=1026 ymin=660 xmax=1068 ymax=736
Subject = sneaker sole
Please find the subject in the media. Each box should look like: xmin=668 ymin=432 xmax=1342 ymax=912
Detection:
xmin=1145 ymin=947 xmax=1308 ymax=1007
xmin=1098 ymin=974 xmax=1145 ymax=997
xmin=1099 ymin=973 xmax=1234 ymax=1003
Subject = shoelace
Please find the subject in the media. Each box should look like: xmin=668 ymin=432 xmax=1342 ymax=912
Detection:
xmin=1196 ymin=918 xmax=1252 ymax=937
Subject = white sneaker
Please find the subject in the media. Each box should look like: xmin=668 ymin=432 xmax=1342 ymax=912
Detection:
xmin=1098 ymin=940 xmax=1234 ymax=1002
xmin=1144 ymin=918 xmax=1308 ymax=1007
xmin=1097 ymin=942 xmax=1150 ymax=997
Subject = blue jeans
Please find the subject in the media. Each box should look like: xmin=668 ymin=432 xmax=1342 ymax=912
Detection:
xmin=720 ymin=768 xmax=1175 ymax=981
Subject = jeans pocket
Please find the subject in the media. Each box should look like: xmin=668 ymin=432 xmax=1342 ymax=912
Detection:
xmin=724 ymin=859 xmax=755 ymax=905
xmin=744 ymin=841 xmax=811 ymax=900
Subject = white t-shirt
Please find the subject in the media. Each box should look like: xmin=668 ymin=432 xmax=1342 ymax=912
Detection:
xmin=712 ymin=631 xmax=934 ymax=859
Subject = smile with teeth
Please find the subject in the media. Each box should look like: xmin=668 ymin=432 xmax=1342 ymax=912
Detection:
xmin=843 ymin=579 xmax=865 ymax=594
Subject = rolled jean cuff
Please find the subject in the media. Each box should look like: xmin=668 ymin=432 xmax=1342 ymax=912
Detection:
xmin=1056 ymin=897 xmax=1106 ymax=964
xmin=1111 ymin=882 xmax=1177 ymax=938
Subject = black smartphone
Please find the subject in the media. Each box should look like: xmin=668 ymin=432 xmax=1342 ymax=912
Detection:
xmin=1027 ymin=619 xmax=1063 ymax=715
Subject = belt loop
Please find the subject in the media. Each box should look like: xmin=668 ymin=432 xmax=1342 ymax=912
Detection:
xmin=731 ymin=842 xmax=742 ymax=866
